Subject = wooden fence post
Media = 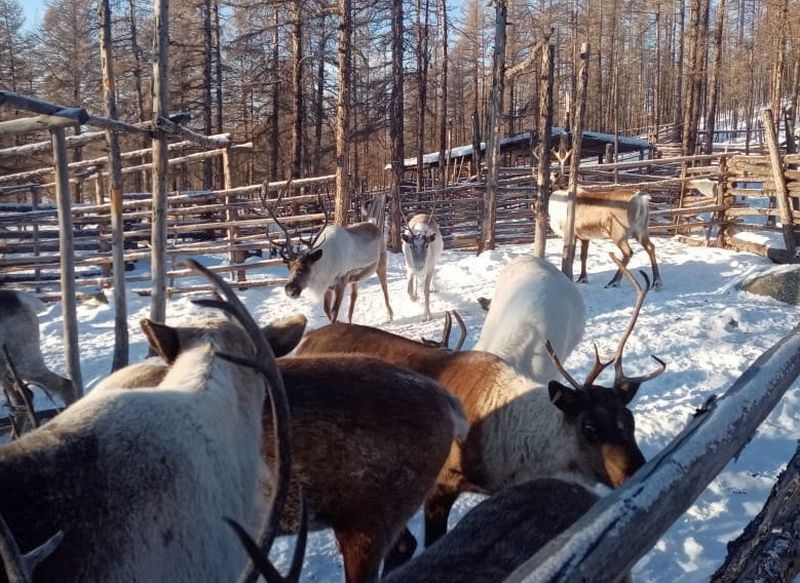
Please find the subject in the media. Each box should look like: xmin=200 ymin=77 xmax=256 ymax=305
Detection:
xmin=51 ymin=127 xmax=84 ymax=397
xmin=532 ymin=43 xmax=554 ymax=259
xmin=560 ymin=42 xmax=588 ymax=278
xmin=761 ymin=109 xmax=797 ymax=257
xmin=715 ymin=155 xmax=729 ymax=247
xmin=222 ymin=148 xmax=245 ymax=282
xmin=150 ymin=0 xmax=170 ymax=325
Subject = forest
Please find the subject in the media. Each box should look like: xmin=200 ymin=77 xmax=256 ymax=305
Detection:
xmin=0 ymin=0 xmax=797 ymax=191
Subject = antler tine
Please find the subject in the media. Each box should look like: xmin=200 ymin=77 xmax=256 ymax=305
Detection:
xmin=450 ymin=310 xmax=467 ymax=351
xmin=0 ymin=512 xmax=63 ymax=583
xmin=440 ymin=311 xmax=453 ymax=348
xmin=179 ymin=259 xmax=294 ymax=583
xmin=582 ymin=343 xmax=613 ymax=387
xmin=607 ymin=253 xmax=657 ymax=388
xmin=306 ymin=194 xmax=330 ymax=250
xmin=265 ymin=193 xmax=295 ymax=261
xmin=544 ymin=340 xmax=583 ymax=391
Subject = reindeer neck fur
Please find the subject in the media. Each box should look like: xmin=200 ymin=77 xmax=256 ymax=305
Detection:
xmin=0 ymin=332 xmax=268 ymax=583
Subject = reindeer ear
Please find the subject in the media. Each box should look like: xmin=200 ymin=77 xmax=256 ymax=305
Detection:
xmin=615 ymin=381 xmax=641 ymax=406
xmin=548 ymin=381 xmax=586 ymax=417
xmin=428 ymin=233 xmax=437 ymax=242
xmin=261 ymin=314 xmax=308 ymax=357
xmin=308 ymin=248 xmax=323 ymax=262
xmin=140 ymin=319 xmax=180 ymax=364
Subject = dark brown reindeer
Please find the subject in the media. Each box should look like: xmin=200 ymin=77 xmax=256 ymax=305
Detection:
xmin=295 ymin=255 xmax=664 ymax=550
xmin=267 ymin=198 xmax=393 ymax=323
xmin=0 ymin=260 xmax=305 ymax=583
xmin=94 ymin=319 xmax=468 ymax=583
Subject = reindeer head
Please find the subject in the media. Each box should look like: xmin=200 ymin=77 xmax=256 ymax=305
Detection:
xmin=265 ymin=195 xmax=330 ymax=299
xmin=401 ymin=215 xmax=438 ymax=273
xmin=545 ymin=255 xmax=665 ymax=488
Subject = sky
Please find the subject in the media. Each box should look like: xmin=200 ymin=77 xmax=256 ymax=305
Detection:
xmin=22 ymin=0 xmax=46 ymax=31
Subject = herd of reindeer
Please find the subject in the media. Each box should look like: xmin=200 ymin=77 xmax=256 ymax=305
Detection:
xmin=0 ymin=183 xmax=667 ymax=582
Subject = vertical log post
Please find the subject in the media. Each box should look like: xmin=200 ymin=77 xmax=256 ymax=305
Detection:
xmin=715 ymin=155 xmax=729 ymax=247
xmin=480 ymin=0 xmax=507 ymax=253
xmin=150 ymin=0 xmax=170 ymax=324
xmin=761 ymin=109 xmax=797 ymax=257
xmin=334 ymin=0 xmax=352 ymax=226
xmin=533 ymin=43 xmax=554 ymax=259
xmin=388 ymin=0 xmax=405 ymax=252
xmin=560 ymin=42 xmax=589 ymax=278
xmin=31 ymin=186 xmax=41 ymax=291
xmin=51 ymin=127 xmax=84 ymax=397
xmin=222 ymin=148 xmax=245 ymax=282
xmin=100 ymin=0 xmax=129 ymax=370
xmin=471 ymin=111 xmax=482 ymax=177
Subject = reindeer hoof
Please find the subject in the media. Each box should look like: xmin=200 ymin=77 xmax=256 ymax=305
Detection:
xmin=604 ymin=280 xmax=621 ymax=288
xmin=653 ymin=280 xmax=663 ymax=291
xmin=576 ymin=276 xmax=589 ymax=284
xmin=422 ymin=312 xmax=432 ymax=322
xmin=409 ymin=293 xmax=418 ymax=303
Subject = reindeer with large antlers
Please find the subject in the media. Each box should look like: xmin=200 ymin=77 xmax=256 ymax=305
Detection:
xmin=0 ymin=260 xmax=305 ymax=583
xmin=296 ymin=254 xmax=664 ymax=550
xmin=267 ymin=197 xmax=393 ymax=323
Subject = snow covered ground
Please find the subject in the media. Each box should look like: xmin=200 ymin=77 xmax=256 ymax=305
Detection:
xmin=27 ymin=235 xmax=800 ymax=582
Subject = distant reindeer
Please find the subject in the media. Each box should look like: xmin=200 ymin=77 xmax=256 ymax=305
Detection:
xmin=549 ymin=186 xmax=662 ymax=289
xmin=98 ymin=316 xmax=467 ymax=583
xmin=295 ymin=256 xmax=662 ymax=548
xmin=0 ymin=290 xmax=77 ymax=406
xmin=402 ymin=213 xmax=443 ymax=321
xmin=0 ymin=261 xmax=300 ymax=583
xmin=267 ymin=200 xmax=393 ymax=323
xmin=474 ymin=256 xmax=585 ymax=383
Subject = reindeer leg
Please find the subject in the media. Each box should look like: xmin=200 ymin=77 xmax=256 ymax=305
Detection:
xmin=382 ymin=527 xmax=418 ymax=576
xmin=606 ymin=239 xmax=633 ymax=288
xmin=576 ymin=239 xmax=590 ymax=284
xmin=422 ymin=271 xmax=433 ymax=322
xmin=323 ymin=289 xmax=334 ymax=321
xmin=424 ymin=488 xmax=458 ymax=547
xmin=330 ymin=281 xmax=346 ymax=323
xmin=377 ymin=252 xmax=394 ymax=323
xmin=407 ymin=271 xmax=417 ymax=302
xmin=640 ymin=234 xmax=662 ymax=290
xmin=336 ymin=529 xmax=383 ymax=583
xmin=347 ymin=283 xmax=358 ymax=323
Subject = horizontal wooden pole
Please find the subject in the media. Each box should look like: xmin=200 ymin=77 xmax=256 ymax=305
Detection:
xmin=0 ymin=113 xmax=81 ymax=136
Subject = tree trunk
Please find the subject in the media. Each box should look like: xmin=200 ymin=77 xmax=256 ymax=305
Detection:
xmin=770 ymin=0 xmax=789 ymax=129
xmin=561 ymin=42 xmax=588 ymax=278
xmin=480 ymin=0 xmax=506 ymax=254
xmin=98 ymin=0 xmax=129 ymax=372
xmin=681 ymin=0 xmax=700 ymax=156
xmin=533 ymin=44 xmax=554 ymax=259
xmin=415 ymin=0 xmax=430 ymax=191
xmin=127 ymin=0 xmax=148 ymax=193
xmin=202 ymin=0 xmax=213 ymax=189
xmin=291 ymin=0 xmax=304 ymax=178
xmin=270 ymin=8 xmax=280 ymax=180
xmin=389 ymin=0 xmax=405 ymax=251
xmin=313 ymin=16 xmax=328 ymax=176
xmin=334 ymin=0 xmax=352 ymax=225
xmin=703 ymin=0 xmax=725 ymax=155
xmin=150 ymin=0 xmax=169 ymax=325
xmin=437 ymin=0 xmax=448 ymax=190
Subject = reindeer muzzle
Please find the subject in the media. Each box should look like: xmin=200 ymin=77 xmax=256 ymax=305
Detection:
xmin=285 ymin=283 xmax=302 ymax=299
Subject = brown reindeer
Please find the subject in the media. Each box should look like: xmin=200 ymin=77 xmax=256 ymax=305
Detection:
xmin=549 ymin=186 xmax=662 ymax=289
xmin=267 ymin=199 xmax=393 ymax=323
xmin=295 ymin=256 xmax=663 ymax=549
xmin=96 ymin=318 xmax=467 ymax=583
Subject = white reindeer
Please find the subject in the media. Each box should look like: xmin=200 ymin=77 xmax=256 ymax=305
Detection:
xmin=402 ymin=213 xmax=443 ymax=321
xmin=474 ymin=256 xmax=585 ymax=383
xmin=268 ymin=205 xmax=393 ymax=323
xmin=0 ymin=290 xmax=77 ymax=406
xmin=0 ymin=261 xmax=300 ymax=583
xmin=549 ymin=186 xmax=662 ymax=289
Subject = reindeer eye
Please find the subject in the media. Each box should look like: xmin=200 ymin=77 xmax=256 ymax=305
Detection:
xmin=583 ymin=421 xmax=599 ymax=441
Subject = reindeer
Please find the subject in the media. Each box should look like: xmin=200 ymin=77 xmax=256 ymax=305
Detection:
xmin=295 ymin=255 xmax=663 ymax=549
xmin=267 ymin=199 xmax=393 ymax=323
xmin=402 ymin=213 xmax=444 ymax=321
xmin=0 ymin=290 xmax=77 ymax=406
xmin=0 ymin=260 xmax=302 ymax=583
xmin=93 ymin=316 xmax=467 ymax=583
xmin=548 ymin=186 xmax=662 ymax=289
xmin=474 ymin=256 xmax=585 ymax=383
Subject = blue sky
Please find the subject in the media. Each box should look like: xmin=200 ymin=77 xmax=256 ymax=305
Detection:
xmin=22 ymin=0 xmax=46 ymax=30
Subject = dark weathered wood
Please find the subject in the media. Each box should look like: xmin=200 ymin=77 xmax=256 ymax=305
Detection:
xmin=99 ymin=0 xmax=129 ymax=372
xmin=761 ymin=109 xmax=797 ymax=257
xmin=480 ymin=0 xmax=507 ymax=253
xmin=712 ymin=442 xmax=800 ymax=583
xmin=222 ymin=148 xmax=245 ymax=282
xmin=436 ymin=0 xmax=448 ymax=189
xmin=388 ymin=0 xmax=404 ymax=251
xmin=51 ymin=127 xmax=84 ymax=396
xmin=560 ymin=42 xmax=588 ymax=278
xmin=703 ymin=0 xmax=725 ymax=155
xmin=150 ymin=0 xmax=170 ymax=324
xmin=506 ymin=321 xmax=800 ymax=583
xmin=532 ymin=43 xmax=554 ymax=259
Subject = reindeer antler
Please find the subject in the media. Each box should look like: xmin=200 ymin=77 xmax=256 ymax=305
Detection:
xmin=0 ymin=512 xmax=63 ymax=583
xmin=544 ymin=340 xmax=583 ymax=391
xmin=265 ymin=192 xmax=296 ymax=262
xmin=182 ymin=259 xmax=306 ymax=583
xmin=299 ymin=194 xmax=330 ymax=250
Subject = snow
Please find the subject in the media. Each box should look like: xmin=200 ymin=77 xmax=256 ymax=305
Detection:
xmin=21 ymin=235 xmax=800 ymax=582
